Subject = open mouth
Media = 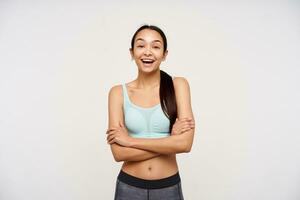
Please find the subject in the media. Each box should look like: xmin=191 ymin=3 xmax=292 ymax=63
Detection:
xmin=141 ymin=59 xmax=155 ymax=65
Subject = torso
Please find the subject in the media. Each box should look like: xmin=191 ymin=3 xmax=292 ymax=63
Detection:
xmin=121 ymin=154 xmax=179 ymax=180
xmin=121 ymin=79 xmax=179 ymax=180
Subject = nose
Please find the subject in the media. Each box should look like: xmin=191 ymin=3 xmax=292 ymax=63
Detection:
xmin=144 ymin=47 xmax=152 ymax=56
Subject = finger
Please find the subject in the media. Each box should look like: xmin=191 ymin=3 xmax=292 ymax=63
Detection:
xmin=107 ymin=133 xmax=115 ymax=141
xmin=110 ymin=136 xmax=119 ymax=144
xmin=107 ymin=130 xmax=118 ymax=139
xmin=107 ymin=135 xmax=112 ymax=143
xmin=106 ymin=129 xmax=115 ymax=134
xmin=107 ymin=130 xmax=118 ymax=135
xmin=181 ymin=129 xmax=189 ymax=134
xmin=107 ymin=135 xmax=112 ymax=142
xmin=181 ymin=127 xmax=192 ymax=132
xmin=189 ymin=121 xmax=195 ymax=125
xmin=106 ymin=127 xmax=118 ymax=134
xmin=180 ymin=126 xmax=188 ymax=131
xmin=182 ymin=124 xmax=192 ymax=129
xmin=108 ymin=138 xmax=114 ymax=144
xmin=187 ymin=127 xmax=194 ymax=131
xmin=107 ymin=135 xmax=116 ymax=144
xmin=182 ymin=122 xmax=193 ymax=128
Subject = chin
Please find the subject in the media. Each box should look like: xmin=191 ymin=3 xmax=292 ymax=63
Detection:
xmin=140 ymin=66 xmax=159 ymax=73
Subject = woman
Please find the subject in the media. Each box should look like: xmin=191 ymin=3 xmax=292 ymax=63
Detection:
xmin=106 ymin=24 xmax=195 ymax=200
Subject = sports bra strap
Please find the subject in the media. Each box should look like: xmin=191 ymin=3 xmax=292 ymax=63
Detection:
xmin=122 ymin=84 xmax=130 ymax=105
xmin=122 ymin=75 xmax=174 ymax=106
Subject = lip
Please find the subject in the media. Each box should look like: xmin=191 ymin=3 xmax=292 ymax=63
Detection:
xmin=140 ymin=58 xmax=155 ymax=67
xmin=141 ymin=58 xmax=155 ymax=62
xmin=141 ymin=59 xmax=155 ymax=67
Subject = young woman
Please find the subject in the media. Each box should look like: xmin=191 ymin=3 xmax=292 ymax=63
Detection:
xmin=106 ymin=24 xmax=195 ymax=200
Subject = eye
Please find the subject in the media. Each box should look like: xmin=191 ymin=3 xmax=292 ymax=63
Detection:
xmin=153 ymin=46 xmax=160 ymax=49
xmin=137 ymin=45 xmax=144 ymax=48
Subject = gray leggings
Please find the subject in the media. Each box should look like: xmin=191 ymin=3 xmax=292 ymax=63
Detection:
xmin=114 ymin=170 xmax=184 ymax=200
xmin=114 ymin=179 xmax=184 ymax=200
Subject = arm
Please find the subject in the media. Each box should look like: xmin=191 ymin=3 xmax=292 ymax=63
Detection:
xmin=129 ymin=134 xmax=189 ymax=155
xmin=110 ymin=143 xmax=160 ymax=162
xmin=128 ymin=77 xmax=195 ymax=154
xmin=107 ymin=85 xmax=162 ymax=162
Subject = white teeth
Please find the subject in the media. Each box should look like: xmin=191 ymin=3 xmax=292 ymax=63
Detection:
xmin=142 ymin=59 xmax=154 ymax=62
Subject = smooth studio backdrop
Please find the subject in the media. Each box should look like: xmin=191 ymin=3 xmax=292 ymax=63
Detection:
xmin=0 ymin=1 xmax=299 ymax=199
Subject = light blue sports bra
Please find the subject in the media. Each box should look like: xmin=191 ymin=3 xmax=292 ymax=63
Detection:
xmin=122 ymin=79 xmax=174 ymax=138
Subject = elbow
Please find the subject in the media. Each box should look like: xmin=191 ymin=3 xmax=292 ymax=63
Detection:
xmin=112 ymin=152 xmax=124 ymax=162
xmin=114 ymin=156 xmax=121 ymax=162
xmin=175 ymin=136 xmax=192 ymax=153
xmin=184 ymin=146 xmax=192 ymax=153
xmin=176 ymin=143 xmax=191 ymax=153
xmin=182 ymin=132 xmax=195 ymax=153
xmin=113 ymin=155 xmax=123 ymax=162
xmin=114 ymin=152 xmax=129 ymax=162
xmin=114 ymin=154 xmax=131 ymax=162
xmin=183 ymin=142 xmax=193 ymax=153
xmin=110 ymin=144 xmax=126 ymax=162
xmin=113 ymin=154 xmax=120 ymax=162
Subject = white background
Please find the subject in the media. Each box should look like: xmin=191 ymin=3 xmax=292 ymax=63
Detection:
xmin=0 ymin=1 xmax=299 ymax=199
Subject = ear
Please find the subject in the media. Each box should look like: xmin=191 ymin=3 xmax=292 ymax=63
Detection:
xmin=129 ymin=48 xmax=134 ymax=60
xmin=162 ymin=50 xmax=168 ymax=61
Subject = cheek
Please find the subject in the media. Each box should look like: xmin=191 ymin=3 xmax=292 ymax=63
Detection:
xmin=155 ymin=54 xmax=165 ymax=60
xmin=154 ymin=50 xmax=165 ymax=58
xmin=133 ymin=54 xmax=143 ymax=60
xmin=132 ymin=49 xmax=143 ymax=55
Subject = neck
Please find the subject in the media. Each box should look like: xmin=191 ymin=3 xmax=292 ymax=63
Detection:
xmin=136 ymin=70 xmax=161 ymax=89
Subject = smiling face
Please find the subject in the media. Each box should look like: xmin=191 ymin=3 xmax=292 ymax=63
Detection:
xmin=130 ymin=29 xmax=168 ymax=73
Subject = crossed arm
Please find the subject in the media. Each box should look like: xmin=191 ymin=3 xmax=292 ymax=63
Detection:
xmin=110 ymin=143 xmax=161 ymax=162
xmin=107 ymin=77 xmax=195 ymax=162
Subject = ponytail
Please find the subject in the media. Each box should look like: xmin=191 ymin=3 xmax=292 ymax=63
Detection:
xmin=159 ymin=70 xmax=177 ymax=133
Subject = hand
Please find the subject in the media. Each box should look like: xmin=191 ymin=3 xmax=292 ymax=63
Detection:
xmin=106 ymin=121 xmax=133 ymax=147
xmin=171 ymin=117 xmax=195 ymax=135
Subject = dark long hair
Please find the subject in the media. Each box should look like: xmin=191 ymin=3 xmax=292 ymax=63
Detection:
xmin=130 ymin=24 xmax=177 ymax=133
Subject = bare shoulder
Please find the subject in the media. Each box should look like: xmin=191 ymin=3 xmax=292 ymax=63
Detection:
xmin=172 ymin=76 xmax=193 ymax=118
xmin=108 ymin=84 xmax=125 ymax=129
xmin=109 ymin=84 xmax=122 ymax=95
xmin=173 ymin=76 xmax=190 ymax=91
xmin=108 ymin=84 xmax=123 ymax=102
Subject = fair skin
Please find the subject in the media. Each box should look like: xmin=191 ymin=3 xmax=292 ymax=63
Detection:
xmin=107 ymin=28 xmax=195 ymax=179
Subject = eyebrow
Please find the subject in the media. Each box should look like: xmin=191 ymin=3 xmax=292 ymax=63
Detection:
xmin=135 ymin=38 xmax=162 ymax=44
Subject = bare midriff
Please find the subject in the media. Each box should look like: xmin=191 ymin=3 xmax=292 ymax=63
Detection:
xmin=121 ymin=154 xmax=179 ymax=180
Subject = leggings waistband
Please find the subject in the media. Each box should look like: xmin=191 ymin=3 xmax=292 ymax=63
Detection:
xmin=117 ymin=170 xmax=181 ymax=189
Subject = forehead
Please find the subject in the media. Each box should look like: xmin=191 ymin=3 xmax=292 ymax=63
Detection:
xmin=135 ymin=29 xmax=163 ymax=43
